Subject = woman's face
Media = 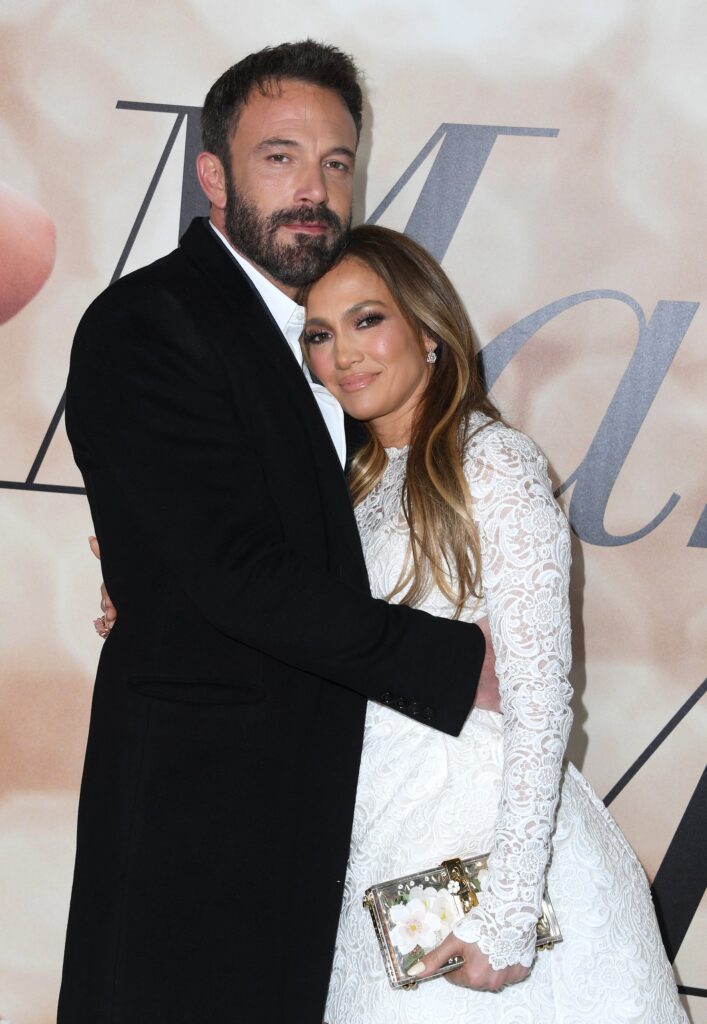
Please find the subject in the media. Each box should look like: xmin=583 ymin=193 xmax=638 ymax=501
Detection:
xmin=304 ymin=258 xmax=436 ymax=445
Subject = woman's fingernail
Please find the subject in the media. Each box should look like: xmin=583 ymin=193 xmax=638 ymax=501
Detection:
xmin=407 ymin=962 xmax=425 ymax=977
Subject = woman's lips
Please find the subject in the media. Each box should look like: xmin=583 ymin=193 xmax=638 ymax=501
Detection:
xmin=339 ymin=373 xmax=377 ymax=392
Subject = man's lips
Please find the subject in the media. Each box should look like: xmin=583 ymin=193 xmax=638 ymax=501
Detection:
xmin=338 ymin=372 xmax=378 ymax=392
xmin=280 ymin=222 xmax=329 ymax=235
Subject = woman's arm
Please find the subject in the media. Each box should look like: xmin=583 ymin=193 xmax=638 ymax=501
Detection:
xmin=451 ymin=421 xmax=573 ymax=969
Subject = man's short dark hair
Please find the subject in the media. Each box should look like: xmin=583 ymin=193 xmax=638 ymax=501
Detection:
xmin=201 ymin=40 xmax=363 ymax=171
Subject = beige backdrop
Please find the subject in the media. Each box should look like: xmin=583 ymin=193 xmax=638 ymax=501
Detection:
xmin=1 ymin=1 xmax=705 ymax=1021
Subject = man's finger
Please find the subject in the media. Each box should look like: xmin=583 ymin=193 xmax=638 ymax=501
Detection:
xmin=93 ymin=617 xmax=110 ymax=639
xmin=88 ymin=535 xmax=101 ymax=560
xmin=100 ymin=584 xmax=117 ymax=624
xmin=476 ymin=615 xmax=491 ymax=642
xmin=473 ymin=615 xmax=501 ymax=713
xmin=98 ymin=585 xmax=116 ymax=622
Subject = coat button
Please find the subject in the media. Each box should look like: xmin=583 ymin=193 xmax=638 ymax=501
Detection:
xmin=381 ymin=691 xmax=393 ymax=705
xmin=396 ymin=696 xmax=409 ymax=711
xmin=422 ymin=706 xmax=434 ymax=721
xmin=409 ymin=701 xmax=421 ymax=716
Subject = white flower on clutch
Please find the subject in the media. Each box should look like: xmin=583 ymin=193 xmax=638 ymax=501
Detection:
xmin=430 ymin=889 xmax=459 ymax=937
xmin=408 ymin=885 xmax=438 ymax=908
xmin=389 ymin=898 xmax=442 ymax=954
xmin=447 ymin=879 xmax=460 ymax=894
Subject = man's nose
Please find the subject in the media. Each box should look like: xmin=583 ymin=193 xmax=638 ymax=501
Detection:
xmin=293 ymin=161 xmax=328 ymax=206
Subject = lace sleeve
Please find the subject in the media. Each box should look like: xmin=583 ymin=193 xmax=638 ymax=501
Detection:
xmin=452 ymin=422 xmax=573 ymax=969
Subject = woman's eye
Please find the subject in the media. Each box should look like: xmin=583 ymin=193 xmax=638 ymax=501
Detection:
xmin=354 ymin=313 xmax=384 ymax=329
xmin=303 ymin=330 xmax=331 ymax=345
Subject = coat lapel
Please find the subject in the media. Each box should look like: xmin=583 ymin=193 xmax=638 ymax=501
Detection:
xmin=179 ymin=218 xmax=369 ymax=584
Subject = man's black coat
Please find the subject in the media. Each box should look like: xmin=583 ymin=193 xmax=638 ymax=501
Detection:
xmin=58 ymin=218 xmax=485 ymax=1024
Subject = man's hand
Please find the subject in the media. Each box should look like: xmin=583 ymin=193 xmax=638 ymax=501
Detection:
xmin=408 ymin=930 xmax=529 ymax=990
xmin=89 ymin=536 xmax=117 ymax=638
xmin=473 ymin=616 xmax=500 ymax=713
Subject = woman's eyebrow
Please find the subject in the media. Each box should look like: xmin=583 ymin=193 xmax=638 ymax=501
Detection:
xmin=305 ymin=301 xmax=389 ymax=328
xmin=343 ymin=300 xmax=389 ymax=316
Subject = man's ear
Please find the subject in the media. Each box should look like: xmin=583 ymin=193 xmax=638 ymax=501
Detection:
xmin=196 ymin=151 xmax=227 ymax=211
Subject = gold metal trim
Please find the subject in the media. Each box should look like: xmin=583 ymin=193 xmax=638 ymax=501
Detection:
xmin=441 ymin=856 xmax=479 ymax=913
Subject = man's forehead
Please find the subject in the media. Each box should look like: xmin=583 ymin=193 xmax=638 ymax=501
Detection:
xmin=237 ymin=80 xmax=356 ymax=141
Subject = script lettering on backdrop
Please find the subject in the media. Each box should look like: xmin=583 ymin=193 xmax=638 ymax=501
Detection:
xmin=1 ymin=104 xmax=703 ymax=975
xmin=3 ymin=110 xmax=705 ymax=547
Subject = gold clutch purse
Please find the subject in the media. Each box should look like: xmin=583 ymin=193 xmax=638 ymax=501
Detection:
xmin=363 ymin=853 xmax=562 ymax=990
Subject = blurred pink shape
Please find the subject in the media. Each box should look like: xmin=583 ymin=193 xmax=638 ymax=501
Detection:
xmin=0 ymin=181 xmax=56 ymax=325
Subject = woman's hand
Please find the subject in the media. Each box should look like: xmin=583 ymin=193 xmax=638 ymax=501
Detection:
xmin=89 ymin=536 xmax=117 ymax=638
xmin=408 ymin=931 xmax=529 ymax=990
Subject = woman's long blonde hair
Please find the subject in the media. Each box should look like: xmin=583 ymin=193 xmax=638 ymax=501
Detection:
xmin=303 ymin=225 xmax=501 ymax=616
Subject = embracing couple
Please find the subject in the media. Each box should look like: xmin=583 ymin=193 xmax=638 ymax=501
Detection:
xmin=58 ymin=40 xmax=685 ymax=1024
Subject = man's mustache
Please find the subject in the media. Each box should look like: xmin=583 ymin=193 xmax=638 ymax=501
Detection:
xmin=268 ymin=205 xmax=344 ymax=232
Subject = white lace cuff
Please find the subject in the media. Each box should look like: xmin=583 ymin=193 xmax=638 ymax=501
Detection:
xmin=452 ymin=907 xmax=536 ymax=970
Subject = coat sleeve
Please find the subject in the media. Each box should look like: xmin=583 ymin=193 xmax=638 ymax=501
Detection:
xmin=66 ymin=279 xmax=484 ymax=736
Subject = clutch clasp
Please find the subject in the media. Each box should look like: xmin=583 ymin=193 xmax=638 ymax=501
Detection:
xmin=441 ymin=857 xmax=478 ymax=914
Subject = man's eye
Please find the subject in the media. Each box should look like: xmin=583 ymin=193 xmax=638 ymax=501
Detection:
xmin=268 ymin=153 xmax=289 ymax=163
xmin=325 ymin=159 xmax=350 ymax=172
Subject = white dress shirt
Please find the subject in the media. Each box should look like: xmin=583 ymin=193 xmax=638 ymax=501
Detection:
xmin=210 ymin=222 xmax=346 ymax=468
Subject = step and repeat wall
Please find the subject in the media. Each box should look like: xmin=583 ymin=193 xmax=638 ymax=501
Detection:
xmin=1 ymin=1 xmax=705 ymax=1021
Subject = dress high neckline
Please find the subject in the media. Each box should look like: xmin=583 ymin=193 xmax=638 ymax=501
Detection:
xmin=384 ymin=444 xmax=409 ymax=460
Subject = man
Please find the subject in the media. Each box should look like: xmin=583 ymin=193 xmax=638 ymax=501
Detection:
xmin=59 ymin=41 xmax=494 ymax=1024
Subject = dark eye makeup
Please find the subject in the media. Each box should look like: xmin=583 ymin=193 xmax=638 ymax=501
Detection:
xmin=353 ymin=312 xmax=384 ymax=329
xmin=303 ymin=311 xmax=384 ymax=345
xmin=303 ymin=329 xmax=331 ymax=345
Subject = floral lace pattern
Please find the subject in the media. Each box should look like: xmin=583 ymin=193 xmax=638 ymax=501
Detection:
xmin=450 ymin=419 xmax=573 ymax=968
xmin=324 ymin=413 xmax=687 ymax=1023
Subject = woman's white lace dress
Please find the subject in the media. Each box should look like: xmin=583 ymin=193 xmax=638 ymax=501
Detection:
xmin=324 ymin=413 xmax=686 ymax=1023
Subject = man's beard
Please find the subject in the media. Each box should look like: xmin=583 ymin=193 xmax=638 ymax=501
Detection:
xmin=224 ymin=178 xmax=351 ymax=288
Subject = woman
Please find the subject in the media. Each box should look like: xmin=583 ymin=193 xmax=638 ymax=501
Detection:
xmin=301 ymin=225 xmax=686 ymax=1023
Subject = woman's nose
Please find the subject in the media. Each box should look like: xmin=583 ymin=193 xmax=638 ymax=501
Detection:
xmin=333 ymin=336 xmax=361 ymax=369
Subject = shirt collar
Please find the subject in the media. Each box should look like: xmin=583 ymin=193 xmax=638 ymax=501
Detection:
xmin=209 ymin=221 xmax=306 ymax=360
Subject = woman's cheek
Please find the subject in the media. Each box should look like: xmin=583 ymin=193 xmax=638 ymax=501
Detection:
xmin=309 ymin=350 xmax=332 ymax=387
